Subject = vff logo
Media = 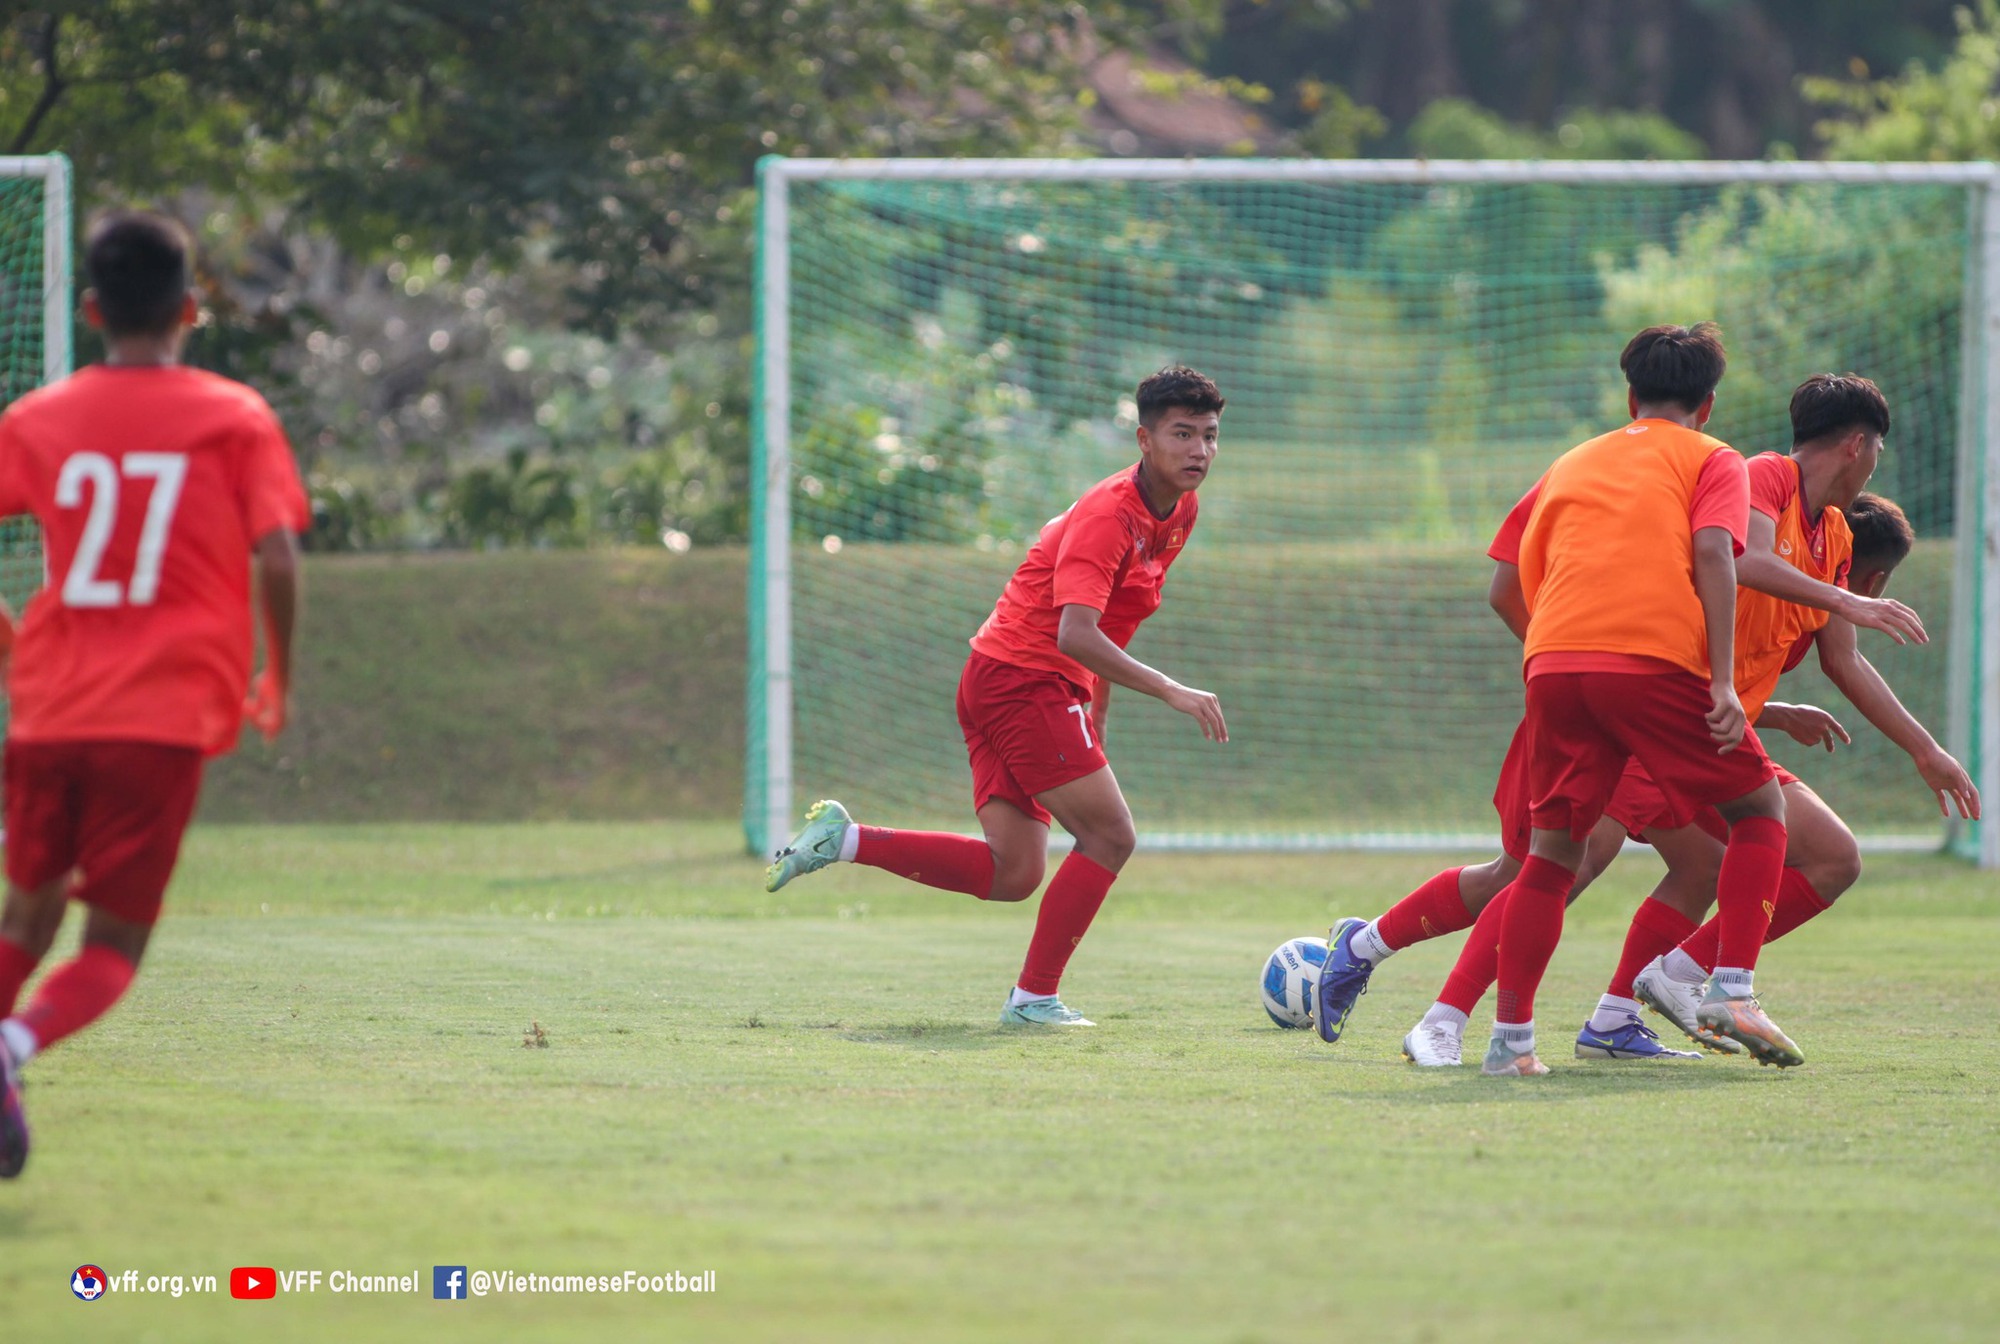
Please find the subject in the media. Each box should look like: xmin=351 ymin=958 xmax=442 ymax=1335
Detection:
xmin=433 ymin=1266 xmax=467 ymax=1300
xmin=71 ymin=1265 xmax=108 ymax=1301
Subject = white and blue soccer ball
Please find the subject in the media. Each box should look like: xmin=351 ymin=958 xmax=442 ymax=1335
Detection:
xmin=1261 ymin=936 xmax=1330 ymax=1029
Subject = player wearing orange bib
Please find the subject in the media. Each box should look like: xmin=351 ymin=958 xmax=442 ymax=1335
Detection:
xmin=762 ymin=367 xmax=1228 ymax=1027
xmin=0 ymin=213 xmax=308 ymax=1178
xmin=1477 ymin=322 xmax=1803 ymax=1075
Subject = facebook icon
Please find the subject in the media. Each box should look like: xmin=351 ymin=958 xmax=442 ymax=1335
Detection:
xmin=433 ymin=1266 xmax=467 ymax=1300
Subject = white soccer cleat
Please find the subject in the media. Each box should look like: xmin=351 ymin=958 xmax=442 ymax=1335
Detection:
xmin=1402 ymin=1021 xmax=1464 ymax=1068
xmin=1632 ymin=956 xmax=1744 ymax=1055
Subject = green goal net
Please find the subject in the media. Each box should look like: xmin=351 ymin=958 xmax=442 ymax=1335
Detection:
xmin=750 ymin=160 xmax=1998 ymax=865
xmin=0 ymin=155 xmax=68 ymax=725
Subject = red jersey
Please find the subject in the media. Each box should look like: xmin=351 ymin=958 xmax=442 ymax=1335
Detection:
xmin=969 ymin=465 xmax=1197 ymax=690
xmin=0 ymin=365 xmax=309 ymax=755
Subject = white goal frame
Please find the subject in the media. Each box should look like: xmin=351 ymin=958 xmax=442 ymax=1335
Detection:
xmin=751 ymin=157 xmax=2000 ymax=867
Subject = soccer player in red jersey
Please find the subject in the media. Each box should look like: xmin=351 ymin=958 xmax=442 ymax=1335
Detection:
xmin=1313 ymin=372 xmax=1927 ymax=1061
xmin=0 ymin=213 xmax=308 ymax=1178
xmin=763 ymin=367 xmax=1228 ymax=1027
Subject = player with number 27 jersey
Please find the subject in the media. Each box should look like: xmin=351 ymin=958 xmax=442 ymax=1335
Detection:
xmin=0 ymin=211 xmax=307 ymax=1183
xmin=0 ymin=364 xmax=307 ymax=753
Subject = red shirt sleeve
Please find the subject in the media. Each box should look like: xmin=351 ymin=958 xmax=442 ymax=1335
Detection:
xmin=1689 ymin=447 xmax=1750 ymax=556
xmin=1050 ymin=504 xmax=1132 ymax=612
xmin=237 ymin=403 xmax=310 ymax=541
xmin=0 ymin=414 xmax=28 ymax=519
xmin=1487 ymin=479 xmax=1543 ymax=564
xmin=1746 ymin=452 xmax=1797 ymax=522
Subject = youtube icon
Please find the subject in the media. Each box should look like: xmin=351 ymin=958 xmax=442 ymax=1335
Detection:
xmin=230 ymin=1267 xmax=277 ymax=1300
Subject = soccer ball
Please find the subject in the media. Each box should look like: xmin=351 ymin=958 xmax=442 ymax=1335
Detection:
xmin=1261 ymin=936 xmax=1329 ymax=1029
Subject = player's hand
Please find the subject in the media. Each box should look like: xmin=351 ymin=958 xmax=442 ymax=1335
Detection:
xmin=1838 ymin=591 xmax=1927 ymax=645
xmin=244 ymin=667 xmax=289 ymax=742
xmin=1162 ymin=681 xmax=1228 ymax=743
xmin=1915 ymin=746 xmax=1981 ymax=820
xmin=1705 ymin=683 xmax=1746 ymax=753
xmin=1767 ymin=702 xmax=1850 ymax=753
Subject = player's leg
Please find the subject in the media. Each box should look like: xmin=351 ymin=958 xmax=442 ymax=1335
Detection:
xmin=999 ymin=765 xmax=1134 ymax=1028
xmin=0 ymin=877 xmax=68 ymax=1016
xmin=765 ymin=660 xmax=1037 ymax=899
xmin=1482 ymin=673 xmax=1624 ymax=1076
xmin=1661 ymin=778 xmax=1853 ymax=992
xmin=1691 ymin=771 xmax=1801 ymax=1066
xmin=1 ymin=743 xmax=198 ymax=1180
xmin=1316 ymin=855 xmax=1504 ymax=1047
xmin=1575 ymin=809 xmax=1718 ymax=1060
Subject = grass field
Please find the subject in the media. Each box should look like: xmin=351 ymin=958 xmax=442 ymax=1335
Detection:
xmin=2 ymin=822 xmax=1995 ymax=1342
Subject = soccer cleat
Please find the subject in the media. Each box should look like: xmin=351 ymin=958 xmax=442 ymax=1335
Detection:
xmin=764 ymin=799 xmax=853 ymax=892
xmin=1695 ymin=986 xmax=1805 ymax=1069
xmin=1313 ymin=916 xmax=1373 ymax=1045
xmin=0 ymin=1037 xmax=27 ymax=1180
xmin=1574 ymin=1015 xmax=1703 ymax=1061
xmin=998 ymin=996 xmax=1095 ymax=1028
xmin=1402 ymin=1021 xmax=1464 ymax=1068
xmin=1480 ymin=1035 xmax=1549 ymax=1077
xmin=1632 ymin=956 xmax=1744 ymax=1055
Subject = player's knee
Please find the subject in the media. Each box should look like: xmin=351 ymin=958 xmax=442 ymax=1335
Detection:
xmin=1811 ymin=836 xmax=1862 ymax=902
xmin=1461 ymin=856 xmax=1517 ymax=910
xmin=986 ymin=856 xmax=1044 ymax=903
xmin=1075 ymin=818 xmax=1137 ymax=872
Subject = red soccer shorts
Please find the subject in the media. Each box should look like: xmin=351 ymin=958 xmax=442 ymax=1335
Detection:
xmin=1525 ymin=671 xmax=1777 ymax=842
xmin=955 ymin=652 xmax=1107 ymax=825
xmin=4 ymin=740 xmax=205 ymax=926
xmin=1606 ymin=751 xmax=1801 ymax=843
xmin=1492 ymin=719 xmax=1534 ymax=862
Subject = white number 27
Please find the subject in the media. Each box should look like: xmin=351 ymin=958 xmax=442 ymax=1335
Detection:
xmin=55 ymin=451 xmax=189 ymax=608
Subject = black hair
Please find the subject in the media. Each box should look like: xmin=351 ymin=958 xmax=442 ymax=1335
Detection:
xmin=1620 ymin=322 xmax=1726 ymax=412
xmin=85 ymin=211 xmax=192 ymax=337
xmin=1846 ymin=492 xmax=1914 ymax=571
xmin=1135 ymin=366 xmax=1224 ymax=427
xmin=1791 ymin=373 xmax=1890 ymax=447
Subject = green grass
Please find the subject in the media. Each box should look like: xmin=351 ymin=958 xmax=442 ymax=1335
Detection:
xmin=3 ymin=823 xmax=1996 ymax=1341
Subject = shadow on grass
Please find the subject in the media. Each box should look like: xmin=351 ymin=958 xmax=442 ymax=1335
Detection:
xmin=1371 ymin=1059 xmax=1787 ymax=1104
xmin=838 ymin=1020 xmax=1017 ymax=1052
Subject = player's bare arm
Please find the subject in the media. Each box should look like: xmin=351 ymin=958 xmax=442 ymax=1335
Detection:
xmin=1089 ymin=676 xmax=1111 ymax=744
xmin=1814 ymin=615 xmax=1980 ymax=819
xmin=1487 ymin=561 xmax=1529 ymax=643
xmin=246 ymin=528 xmax=301 ymax=741
xmin=1756 ymin=700 xmax=1850 ymax=752
xmin=1056 ymin=603 xmax=1226 ymax=742
xmin=1736 ymin=509 xmax=1926 ymax=644
xmin=1690 ymin=524 xmax=1745 ymax=751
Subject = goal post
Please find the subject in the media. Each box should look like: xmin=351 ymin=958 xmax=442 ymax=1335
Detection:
xmin=0 ymin=154 xmax=70 ymax=730
xmin=749 ymin=157 xmax=2000 ymax=867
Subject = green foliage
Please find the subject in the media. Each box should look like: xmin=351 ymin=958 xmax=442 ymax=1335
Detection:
xmin=1408 ymin=99 xmax=1706 ymax=161
xmin=1806 ymin=0 xmax=2000 ymax=161
xmin=1290 ymin=79 xmax=1387 ymax=158
xmin=1599 ymin=184 xmax=1967 ymax=532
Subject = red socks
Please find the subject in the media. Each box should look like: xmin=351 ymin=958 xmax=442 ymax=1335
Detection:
xmin=854 ymin=826 xmax=997 ymax=899
xmin=1713 ymin=815 xmax=1788 ymax=970
xmin=1678 ymin=868 xmax=1830 ymax=973
xmin=14 ymin=944 xmax=136 ymax=1052
xmin=1493 ymin=856 xmax=1574 ymax=1025
xmin=1606 ymin=897 xmax=1698 ymax=998
xmin=0 ymin=937 xmax=38 ymax=1019
xmin=1016 ymin=852 xmax=1117 ymax=996
xmin=1437 ymin=887 xmax=1507 ymax=1015
xmin=1374 ymin=867 xmax=1474 ymax=951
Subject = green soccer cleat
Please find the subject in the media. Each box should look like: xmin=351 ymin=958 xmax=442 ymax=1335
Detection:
xmin=998 ymin=996 xmax=1095 ymax=1028
xmin=1480 ymin=1034 xmax=1549 ymax=1077
xmin=1694 ymin=985 xmax=1805 ymax=1069
xmin=764 ymin=799 xmax=854 ymax=892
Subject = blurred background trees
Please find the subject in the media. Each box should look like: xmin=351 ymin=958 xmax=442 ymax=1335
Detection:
xmin=0 ymin=0 xmax=1991 ymax=548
